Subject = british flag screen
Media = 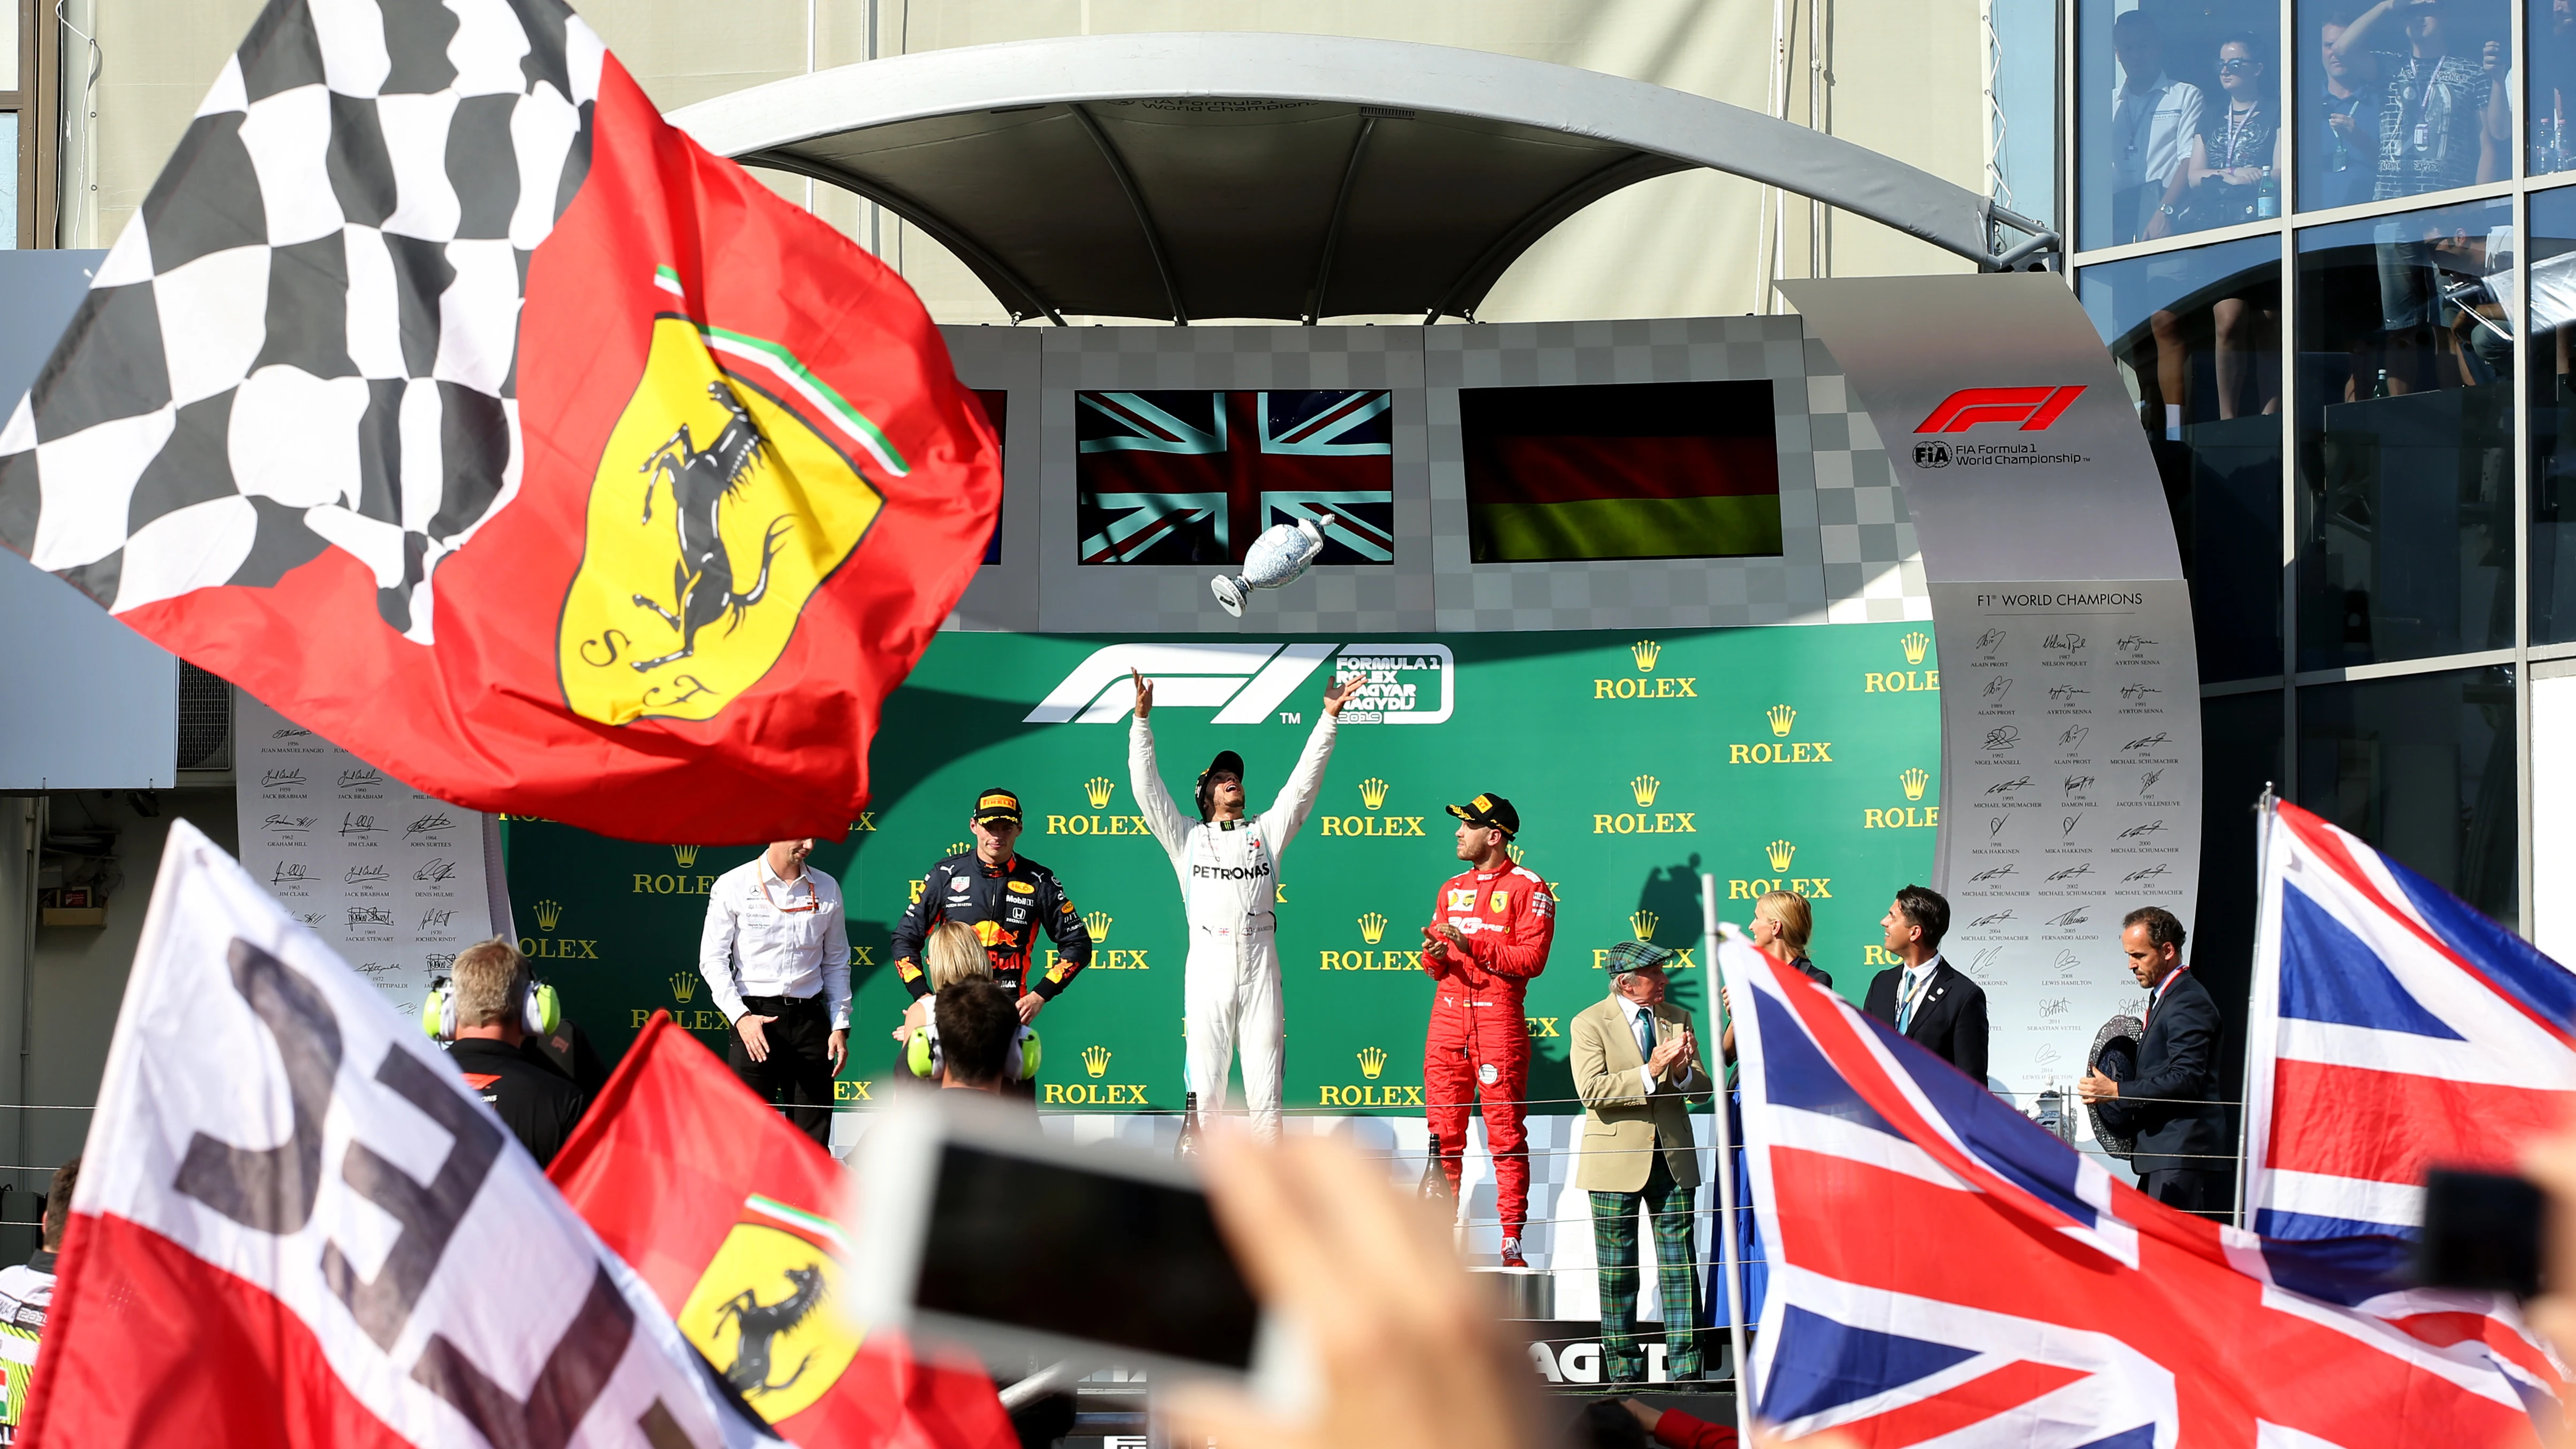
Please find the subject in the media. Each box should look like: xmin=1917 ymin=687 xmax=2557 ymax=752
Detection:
xmin=1075 ymin=390 xmax=1394 ymax=565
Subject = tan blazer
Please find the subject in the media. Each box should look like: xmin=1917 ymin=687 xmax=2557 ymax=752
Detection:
xmin=1570 ymin=993 xmax=1707 ymax=1193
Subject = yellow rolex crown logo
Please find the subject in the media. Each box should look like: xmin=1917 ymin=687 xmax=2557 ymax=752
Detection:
xmin=1358 ymin=912 xmax=1388 ymax=945
xmin=1901 ymin=768 xmax=1929 ymax=802
xmin=1632 ymin=639 xmax=1662 ymax=672
xmin=1902 ymin=631 xmax=1931 ymax=666
xmin=671 ymin=845 xmax=699 ymax=868
xmin=1083 ymin=911 xmax=1112 ymax=942
xmin=670 ymin=973 xmax=698 ymax=1003
xmin=1630 ymin=774 xmax=1660 ymax=808
xmin=1765 ymin=838 xmax=1796 ymax=873
xmin=1084 ymin=776 xmax=1116 ymax=809
xmin=1358 ymin=1046 xmax=1388 ymax=1080
xmin=1631 ymin=910 xmax=1658 ymax=941
xmin=534 ymin=899 xmax=563 ymax=931
xmin=1506 ymin=842 xmax=1526 ymax=865
xmin=1767 ymin=704 xmax=1797 ymax=737
xmin=1082 ymin=1044 xmax=1112 ymax=1078
xmin=1358 ymin=777 xmax=1389 ymax=810
xmin=948 ymin=841 xmax=968 ymax=858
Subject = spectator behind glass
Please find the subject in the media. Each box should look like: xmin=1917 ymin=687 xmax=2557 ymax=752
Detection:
xmin=2311 ymin=19 xmax=2376 ymax=207
xmin=2146 ymin=35 xmax=2281 ymax=241
xmin=932 ymin=981 xmax=1018 ymax=1092
xmin=894 ymin=920 xmax=992 ymax=1042
xmin=2539 ymin=0 xmax=2576 ymax=173
xmin=2329 ymin=0 xmax=2509 ymax=201
xmin=2109 ymin=11 xmax=2207 ymax=245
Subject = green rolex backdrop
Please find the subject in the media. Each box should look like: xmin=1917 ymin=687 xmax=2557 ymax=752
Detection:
xmin=504 ymin=623 xmax=1942 ymax=1115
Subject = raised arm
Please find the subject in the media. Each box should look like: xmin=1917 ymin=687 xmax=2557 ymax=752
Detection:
xmin=1263 ymin=674 xmax=1358 ymax=854
xmin=1126 ymin=668 xmax=1192 ymax=861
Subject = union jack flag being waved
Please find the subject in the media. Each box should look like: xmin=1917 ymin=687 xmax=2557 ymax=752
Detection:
xmin=2242 ymin=797 xmax=2575 ymax=1386
xmin=1075 ymin=390 xmax=1393 ymax=565
xmin=1716 ymin=929 xmax=2547 ymax=1446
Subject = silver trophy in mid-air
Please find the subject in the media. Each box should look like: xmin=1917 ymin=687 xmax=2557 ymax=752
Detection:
xmin=1210 ymin=513 xmax=1336 ymax=618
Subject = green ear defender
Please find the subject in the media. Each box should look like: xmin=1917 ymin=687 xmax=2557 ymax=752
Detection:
xmin=905 ymin=1026 xmax=937 ymax=1078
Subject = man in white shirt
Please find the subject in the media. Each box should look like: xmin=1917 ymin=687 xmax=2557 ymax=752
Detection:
xmin=2109 ymin=11 xmax=2205 ymax=242
xmin=699 ymin=838 xmax=852 ymax=1146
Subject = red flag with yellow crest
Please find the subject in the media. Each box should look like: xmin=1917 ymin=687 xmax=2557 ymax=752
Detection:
xmin=0 ymin=0 xmax=994 ymax=844
xmin=550 ymin=1011 xmax=1013 ymax=1449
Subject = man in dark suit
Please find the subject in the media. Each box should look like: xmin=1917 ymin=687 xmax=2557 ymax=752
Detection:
xmin=1863 ymin=884 xmax=1988 ymax=1084
xmin=2079 ymin=906 xmax=2228 ymax=1216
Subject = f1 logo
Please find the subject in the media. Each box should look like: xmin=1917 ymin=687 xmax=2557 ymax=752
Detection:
xmin=1916 ymin=385 xmax=2086 ymax=433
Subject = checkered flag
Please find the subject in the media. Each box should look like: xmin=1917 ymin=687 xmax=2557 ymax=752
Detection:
xmin=0 ymin=0 xmax=600 ymax=643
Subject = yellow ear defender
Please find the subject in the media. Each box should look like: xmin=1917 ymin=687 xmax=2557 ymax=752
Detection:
xmin=904 ymin=1023 xmax=1040 ymax=1082
xmin=421 ymin=975 xmax=561 ymax=1041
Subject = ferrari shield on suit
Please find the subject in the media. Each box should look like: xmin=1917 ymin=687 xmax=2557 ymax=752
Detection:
xmin=0 ymin=0 xmax=998 ymax=844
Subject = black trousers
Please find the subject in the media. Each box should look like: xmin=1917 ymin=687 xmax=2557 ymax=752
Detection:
xmin=729 ymin=993 xmax=834 ymax=1147
xmin=2140 ymin=1167 xmax=2228 ymax=1220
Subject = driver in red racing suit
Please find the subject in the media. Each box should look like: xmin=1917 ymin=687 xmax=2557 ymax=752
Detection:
xmin=1420 ymin=792 xmax=1554 ymax=1267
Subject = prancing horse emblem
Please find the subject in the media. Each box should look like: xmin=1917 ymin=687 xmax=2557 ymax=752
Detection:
xmin=713 ymin=1262 xmax=828 ymax=1398
xmin=628 ymin=381 xmax=795 ymax=673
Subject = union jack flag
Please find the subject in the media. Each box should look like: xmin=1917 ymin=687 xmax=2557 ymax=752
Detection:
xmin=2242 ymin=797 xmax=2574 ymax=1383
xmin=1075 ymin=390 xmax=1393 ymax=565
xmin=1718 ymin=929 xmax=2546 ymax=1446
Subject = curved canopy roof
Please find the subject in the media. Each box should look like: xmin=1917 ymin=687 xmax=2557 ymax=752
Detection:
xmin=670 ymin=33 xmax=2053 ymax=325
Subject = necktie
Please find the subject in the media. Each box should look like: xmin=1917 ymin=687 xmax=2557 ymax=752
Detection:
xmin=1634 ymin=1006 xmax=1655 ymax=1062
xmin=1898 ymin=971 xmax=1923 ymax=1032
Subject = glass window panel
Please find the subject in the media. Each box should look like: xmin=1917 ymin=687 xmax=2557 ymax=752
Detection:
xmin=2294 ymin=665 xmax=2518 ymax=923
xmin=2195 ymin=689 xmax=2285 ymax=1113
xmin=2298 ymin=0 xmax=2511 ymax=211
xmin=2080 ymin=1 xmax=2283 ymax=250
xmin=0 ymin=114 xmax=17 ymax=252
xmin=2532 ymin=188 xmax=2576 ymax=641
xmin=2533 ymin=0 xmax=2576 ymax=175
xmin=2077 ymin=235 xmax=2285 ymax=681
xmin=2293 ymin=196 xmax=2514 ymax=669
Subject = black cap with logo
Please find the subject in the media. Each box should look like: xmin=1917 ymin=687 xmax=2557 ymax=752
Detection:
xmin=1199 ymin=750 xmax=1247 ymax=785
xmin=1445 ymin=793 xmax=1519 ymax=835
xmin=972 ymin=788 xmax=1023 ymax=824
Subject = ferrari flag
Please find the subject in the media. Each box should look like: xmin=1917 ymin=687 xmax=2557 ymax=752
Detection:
xmin=549 ymin=1012 xmax=1013 ymax=1449
xmin=0 ymin=0 xmax=998 ymax=843
xmin=1717 ymin=930 xmax=2548 ymax=1446
xmin=23 ymin=821 xmax=779 ymax=1449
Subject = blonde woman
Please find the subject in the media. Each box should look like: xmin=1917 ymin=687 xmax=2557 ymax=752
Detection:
xmin=893 ymin=921 xmax=990 ymax=1039
xmin=1750 ymin=888 xmax=1832 ymax=989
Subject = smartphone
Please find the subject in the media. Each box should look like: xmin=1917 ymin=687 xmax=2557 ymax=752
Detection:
xmin=845 ymin=1091 xmax=1310 ymax=1409
xmin=2416 ymin=1167 xmax=2544 ymax=1299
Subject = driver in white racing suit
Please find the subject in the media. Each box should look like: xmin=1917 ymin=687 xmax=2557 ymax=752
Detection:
xmin=1128 ymin=666 xmax=1356 ymax=1140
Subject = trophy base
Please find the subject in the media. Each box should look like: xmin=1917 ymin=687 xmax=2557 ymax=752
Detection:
xmin=1210 ymin=575 xmax=1249 ymax=617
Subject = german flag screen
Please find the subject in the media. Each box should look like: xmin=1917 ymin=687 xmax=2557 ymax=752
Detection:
xmin=1459 ymin=380 xmax=1782 ymax=562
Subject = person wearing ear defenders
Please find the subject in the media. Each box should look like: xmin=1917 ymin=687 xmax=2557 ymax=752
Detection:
xmin=913 ymin=981 xmax=1032 ymax=1095
xmin=427 ymin=938 xmax=585 ymax=1166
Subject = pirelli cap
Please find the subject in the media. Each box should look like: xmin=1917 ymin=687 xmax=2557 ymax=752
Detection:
xmin=1199 ymin=749 xmax=1247 ymax=784
xmin=972 ymin=788 xmax=1024 ymax=824
xmin=1603 ymin=939 xmax=1677 ymax=976
xmin=1446 ymin=792 xmax=1520 ymax=835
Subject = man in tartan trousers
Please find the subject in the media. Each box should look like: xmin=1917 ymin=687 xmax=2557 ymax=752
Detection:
xmin=1571 ymin=939 xmax=1710 ymax=1384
